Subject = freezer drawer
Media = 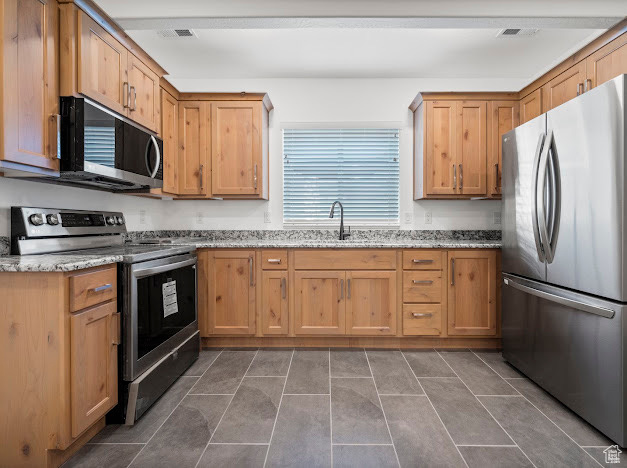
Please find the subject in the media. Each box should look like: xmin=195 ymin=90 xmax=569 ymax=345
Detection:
xmin=502 ymin=273 xmax=627 ymax=446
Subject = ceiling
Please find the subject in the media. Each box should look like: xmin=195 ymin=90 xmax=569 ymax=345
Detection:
xmin=94 ymin=0 xmax=625 ymax=85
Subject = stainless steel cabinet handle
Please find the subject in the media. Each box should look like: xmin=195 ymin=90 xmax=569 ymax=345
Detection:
xmin=50 ymin=114 xmax=61 ymax=159
xmin=253 ymin=164 xmax=258 ymax=190
xmin=451 ymin=258 xmax=455 ymax=285
xmin=249 ymin=257 xmax=254 ymax=286
xmin=347 ymin=279 xmax=351 ymax=299
xmin=123 ymin=82 xmax=129 ymax=109
xmin=412 ymin=312 xmax=433 ymax=318
xmin=340 ymin=279 xmax=344 ymax=300
xmin=90 ymin=284 xmax=112 ymax=293
xmin=495 ymin=163 xmax=499 ymax=191
xmin=585 ymin=79 xmax=592 ymax=92
xmin=412 ymin=280 xmax=433 ymax=284
xmin=453 ymin=164 xmax=457 ymax=189
xmin=412 ymin=259 xmax=433 ymax=264
xmin=130 ymin=86 xmax=137 ymax=111
xmin=577 ymin=83 xmax=583 ymax=96
xmin=281 ymin=278 xmax=286 ymax=299
xmin=199 ymin=164 xmax=204 ymax=190
xmin=267 ymin=258 xmax=282 ymax=264
xmin=459 ymin=164 xmax=463 ymax=189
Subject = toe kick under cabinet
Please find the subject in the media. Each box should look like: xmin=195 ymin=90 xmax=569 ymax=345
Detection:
xmin=198 ymin=248 xmax=500 ymax=343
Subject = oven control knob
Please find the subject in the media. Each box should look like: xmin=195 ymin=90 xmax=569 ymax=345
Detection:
xmin=106 ymin=216 xmax=116 ymax=226
xmin=46 ymin=214 xmax=60 ymax=226
xmin=29 ymin=213 xmax=45 ymax=226
xmin=116 ymin=216 xmax=125 ymax=225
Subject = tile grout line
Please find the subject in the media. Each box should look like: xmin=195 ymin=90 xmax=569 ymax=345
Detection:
xmin=332 ymin=443 xmax=395 ymax=446
xmin=433 ymin=349 xmax=537 ymax=468
xmin=469 ymin=350 xmax=605 ymax=468
xmin=365 ymin=348 xmax=402 ymax=468
xmin=208 ymin=442 xmax=269 ymax=446
xmin=123 ymin=350 xmax=226 ymax=467
xmin=400 ymin=349 xmax=470 ymax=468
xmin=262 ymin=348 xmax=295 ymax=468
xmin=193 ymin=349 xmax=260 ymax=468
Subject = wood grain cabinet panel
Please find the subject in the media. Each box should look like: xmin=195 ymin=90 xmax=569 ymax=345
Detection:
xmin=294 ymin=249 xmax=396 ymax=270
xmin=261 ymin=250 xmax=288 ymax=270
xmin=402 ymin=250 xmax=443 ymax=270
xmin=294 ymin=271 xmax=346 ymax=335
xmin=261 ymin=271 xmax=289 ymax=335
xmin=1 ymin=0 xmax=60 ymax=173
xmin=488 ymin=101 xmax=519 ymax=197
xmin=346 ymin=271 xmax=396 ymax=335
xmin=70 ymin=302 xmax=118 ymax=438
xmin=403 ymin=304 xmax=443 ymax=336
xmin=127 ymin=53 xmax=160 ymax=132
xmin=178 ymin=101 xmax=209 ymax=195
xmin=542 ymin=60 xmax=587 ymax=112
xmin=448 ymin=250 xmax=497 ymax=336
xmin=425 ymin=100 xmax=457 ymax=195
xmin=456 ymin=101 xmax=487 ymax=195
xmin=520 ymin=89 xmax=542 ymax=124
xmin=403 ymin=271 xmax=442 ymax=303
xmin=207 ymin=251 xmax=256 ymax=335
xmin=161 ymin=88 xmax=178 ymax=193
xmin=69 ymin=266 xmax=117 ymax=312
xmin=586 ymin=36 xmax=627 ymax=89
xmin=77 ymin=11 xmax=128 ymax=115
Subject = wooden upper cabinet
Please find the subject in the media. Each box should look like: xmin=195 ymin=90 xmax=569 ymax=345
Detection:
xmin=261 ymin=270 xmax=289 ymax=335
xmin=294 ymin=271 xmax=346 ymax=335
xmin=520 ymin=89 xmax=542 ymax=124
xmin=346 ymin=271 xmax=396 ymax=336
xmin=448 ymin=250 xmax=497 ymax=336
xmin=207 ymin=250 xmax=256 ymax=335
xmin=1 ymin=0 xmax=60 ymax=173
xmin=586 ymin=35 xmax=627 ymax=89
xmin=178 ymin=101 xmax=209 ymax=195
xmin=456 ymin=101 xmax=487 ymax=195
xmin=127 ymin=54 xmax=160 ymax=132
xmin=76 ymin=11 xmax=128 ymax=115
xmin=211 ymin=101 xmax=263 ymax=197
xmin=70 ymin=301 xmax=119 ymax=437
xmin=161 ymin=88 xmax=178 ymax=193
xmin=488 ymin=101 xmax=519 ymax=197
xmin=425 ymin=100 xmax=457 ymax=195
xmin=542 ymin=60 xmax=586 ymax=112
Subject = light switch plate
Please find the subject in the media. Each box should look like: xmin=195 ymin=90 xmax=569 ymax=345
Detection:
xmin=264 ymin=211 xmax=272 ymax=223
xmin=404 ymin=212 xmax=412 ymax=224
xmin=196 ymin=212 xmax=204 ymax=225
xmin=139 ymin=210 xmax=146 ymax=225
xmin=493 ymin=211 xmax=502 ymax=225
xmin=424 ymin=211 xmax=432 ymax=225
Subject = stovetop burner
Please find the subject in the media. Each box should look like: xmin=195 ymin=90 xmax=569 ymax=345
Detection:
xmin=57 ymin=243 xmax=196 ymax=263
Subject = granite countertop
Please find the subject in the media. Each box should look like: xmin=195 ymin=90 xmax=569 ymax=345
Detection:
xmin=0 ymin=254 xmax=123 ymax=272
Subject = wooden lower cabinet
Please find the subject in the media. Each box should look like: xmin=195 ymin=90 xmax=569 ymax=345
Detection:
xmin=346 ymin=271 xmax=396 ymax=336
xmin=403 ymin=304 xmax=443 ymax=336
xmin=448 ymin=250 xmax=497 ymax=336
xmin=294 ymin=271 xmax=346 ymax=335
xmin=261 ymin=270 xmax=288 ymax=335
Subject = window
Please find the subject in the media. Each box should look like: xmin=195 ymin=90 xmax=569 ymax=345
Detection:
xmin=283 ymin=128 xmax=400 ymax=225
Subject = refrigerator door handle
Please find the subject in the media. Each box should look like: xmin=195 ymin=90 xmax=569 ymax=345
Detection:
xmin=503 ymin=277 xmax=615 ymax=319
xmin=546 ymin=133 xmax=561 ymax=264
xmin=537 ymin=130 xmax=554 ymax=263
xmin=531 ymin=133 xmax=546 ymax=262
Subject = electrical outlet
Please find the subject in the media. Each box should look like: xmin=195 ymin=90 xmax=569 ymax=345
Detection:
xmin=264 ymin=211 xmax=272 ymax=223
xmin=404 ymin=212 xmax=412 ymax=224
xmin=494 ymin=211 xmax=502 ymax=225
xmin=196 ymin=212 xmax=204 ymax=225
xmin=139 ymin=210 xmax=146 ymax=225
xmin=424 ymin=211 xmax=432 ymax=225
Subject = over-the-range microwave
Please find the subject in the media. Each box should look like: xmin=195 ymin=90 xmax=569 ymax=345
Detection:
xmin=53 ymin=96 xmax=164 ymax=192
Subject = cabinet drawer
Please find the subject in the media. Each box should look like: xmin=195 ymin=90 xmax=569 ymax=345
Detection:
xmin=69 ymin=266 xmax=117 ymax=312
xmin=403 ymin=271 xmax=442 ymax=303
xmin=294 ymin=250 xmax=396 ymax=270
xmin=402 ymin=250 xmax=442 ymax=270
xmin=403 ymin=304 xmax=442 ymax=336
xmin=262 ymin=250 xmax=288 ymax=270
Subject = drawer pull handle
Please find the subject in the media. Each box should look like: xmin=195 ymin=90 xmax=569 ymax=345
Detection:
xmin=249 ymin=257 xmax=254 ymax=286
xmin=412 ymin=259 xmax=433 ymax=264
xmin=412 ymin=280 xmax=433 ymax=284
xmin=412 ymin=312 xmax=433 ymax=318
xmin=267 ymin=258 xmax=282 ymax=264
xmin=340 ymin=279 xmax=344 ymax=300
xmin=281 ymin=278 xmax=286 ymax=299
xmin=90 ymin=284 xmax=112 ymax=293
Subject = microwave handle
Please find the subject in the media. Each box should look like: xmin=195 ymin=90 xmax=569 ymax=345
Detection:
xmin=145 ymin=135 xmax=161 ymax=179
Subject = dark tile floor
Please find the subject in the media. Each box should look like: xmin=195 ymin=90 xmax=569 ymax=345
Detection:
xmin=64 ymin=348 xmax=620 ymax=468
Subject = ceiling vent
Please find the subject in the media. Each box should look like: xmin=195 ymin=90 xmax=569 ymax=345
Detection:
xmin=156 ymin=29 xmax=197 ymax=39
xmin=496 ymin=28 xmax=539 ymax=38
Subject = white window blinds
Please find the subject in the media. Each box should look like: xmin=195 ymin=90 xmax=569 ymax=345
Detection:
xmin=283 ymin=128 xmax=400 ymax=224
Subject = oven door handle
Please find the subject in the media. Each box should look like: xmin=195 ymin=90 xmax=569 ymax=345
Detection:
xmin=133 ymin=257 xmax=197 ymax=278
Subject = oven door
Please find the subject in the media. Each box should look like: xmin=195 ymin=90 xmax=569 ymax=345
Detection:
xmin=123 ymin=253 xmax=198 ymax=381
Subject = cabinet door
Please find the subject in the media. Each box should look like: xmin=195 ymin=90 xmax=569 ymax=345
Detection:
xmin=178 ymin=101 xmax=209 ymax=195
xmin=346 ymin=271 xmax=396 ymax=336
xmin=586 ymin=36 xmax=627 ymax=89
xmin=161 ymin=88 xmax=178 ymax=193
xmin=207 ymin=251 xmax=256 ymax=335
xmin=261 ymin=271 xmax=288 ymax=335
xmin=1 ymin=0 xmax=60 ymax=172
xmin=77 ymin=11 xmax=128 ymax=115
xmin=488 ymin=101 xmax=519 ymax=197
xmin=456 ymin=101 xmax=487 ymax=195
xmin=425 ymin=101 xmax=456 ymax=195
xmin=127 ymin=54 xmax=160 ymax=132
xmin=294 ymin=271 xmax=345 ymax=335
xmin=211 ymin=101 xmax=262 ymax=196
xmin=520 ymin=89 xmax=542 ymax=124
xmin=70 ymin=302 xmax=118 ymax=437
xmin=448 ymin=250 xmax=497 ymax=336
xmin=542 ymin=60 xmax=586 ymax=111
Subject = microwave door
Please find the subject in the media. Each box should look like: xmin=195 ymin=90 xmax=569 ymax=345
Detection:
xmin=122 ymin=123 xmax=164 ymax=187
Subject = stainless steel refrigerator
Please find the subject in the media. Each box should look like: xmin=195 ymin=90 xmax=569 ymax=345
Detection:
xmin=502 ymin=74 xmax=627 ymax=446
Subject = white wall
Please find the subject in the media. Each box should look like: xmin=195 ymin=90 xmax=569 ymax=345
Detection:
xmin=0 ymin=78 xmax=504 ymax=236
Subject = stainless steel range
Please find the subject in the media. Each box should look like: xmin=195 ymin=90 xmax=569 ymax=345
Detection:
xmin=11 ymin=206 xmax=200 ymax=425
